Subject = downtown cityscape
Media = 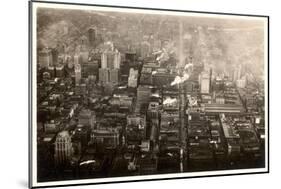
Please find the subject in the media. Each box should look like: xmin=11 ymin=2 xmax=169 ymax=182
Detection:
xmin=35 ymin=7 xmax=266 ymax=182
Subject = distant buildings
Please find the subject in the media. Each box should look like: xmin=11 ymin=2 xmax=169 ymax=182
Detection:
xmin=236 ymin=76 xmax=247 ymax=88
xmin=233 ymin=64 xmax=242 ymax=81
xmin=36 ymin=16 xmax=266 ymax=180
xmin=38 ymin=48 xmax=53 ymax=68
xmin=88 ymin=27 xmax=97 ymax=47
xmin=139 ymin=41 xmax=152 ymax=59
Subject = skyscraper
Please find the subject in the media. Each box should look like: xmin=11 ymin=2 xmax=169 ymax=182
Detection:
xmin=74 ymin=54 xmax=80 ymax=65
xmin=99 ymin=68 xmax=109 ymax=84
xmin=109 ymin=69 xmax=119 ymax=83
xmin=101 ymin=50 xmax=121 ymax=69
xmin=88 ymin=27 xmax=97 ymax=47
xmin=128 ymin=68 xmax=138 ymax=88
xmin=100 ymin=47 xmax=121 ymax=85
xmin=38 ymin=48 xmax=53 ymax=68
xmin=200 ymin=71 xmax=210 ymax=94
xmin=54 ymin=131 xmax=73 ymax=166
xmin=75 ymin=64 xmax=81 ymax=85
xmin=178 ymin=21 xmax=184 ymax=68
xmin=101 ymin=52 xmax=107 ymax=68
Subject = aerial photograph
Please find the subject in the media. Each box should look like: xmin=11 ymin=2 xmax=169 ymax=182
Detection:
xmin=35 ymin=5 xmax=267 ymax=183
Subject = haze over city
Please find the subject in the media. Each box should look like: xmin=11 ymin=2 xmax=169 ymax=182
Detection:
xmin=36 ymin=7 xmax=266 ymax=182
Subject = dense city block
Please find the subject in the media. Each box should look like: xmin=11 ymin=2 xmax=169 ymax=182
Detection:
xmin=36 ymin=8 xmax=266 ymax=182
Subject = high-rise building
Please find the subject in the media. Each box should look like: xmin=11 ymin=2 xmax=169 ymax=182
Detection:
xmin=233 ymin=64 xmax=242 ymax=81
xmin=38 ymin=48 xmax=53 ymax=68
xmin=140 ymin=41 xmax=151 ymax=59
xmin=236 ymin=76 xmax=247 ymax=88
xmin=74 ymin=54 xmax=81 ymax=65
xmin=80 ymin=51 xmax=89 ymax=64
xmin=125 ymin=52 xmax=137 ymax=63
xmin=128 ymin=68 xmax=138 ymax=88
xmin=113 ymin=49 xmax=121 ymax=69
xmin=75 ymin=64 xmax=81 ymax=85
xmin=88 ymin=27 xmax=97 ymax=47
xmin=56 ymin=64 xmax=64 ymax=78
xmin=101 ymin=52 xmax=107 ymax=68
xmin=81 ymin=61 xmax=99 ymax=79
xmin=100 ymin=47 xmax=121 ymax=85
xmin=47 ymin=66 xmax=55 ymax=78
xmin=54 ymin=131 xmax=73 ymax=166
xmin=101 ymin=49 xmax=121 ymax=69
xmin=109 ymin=69 xmax=119 ymax=83
xmin=136 ymin=85 xmax=151 ymax=113
xmin=78 ymin=109 xmax=96 ymax=130
xmin=147 ymin=102 xmax=160 ymax=125
xmin=51 ymin=48 xmax=59 ymax=66
xmin=99 ymin=68 xmax=109 ymax=84
xmin=137 ymin=85 xmax=151 ymax=103
xmin=200 ymin=71 xmax=210 ymax=94
xmin=140 ymin=67 xmax=152 ymax=85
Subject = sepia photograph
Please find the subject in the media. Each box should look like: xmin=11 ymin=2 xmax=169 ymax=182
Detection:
xmin=29 ymin=1 xmax=269 ymax=188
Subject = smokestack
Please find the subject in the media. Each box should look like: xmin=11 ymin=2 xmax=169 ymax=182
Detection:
xmin=179 ymin=21 xmax=184 ymax=68
xmin=210 ymin=68 xmax=212 ymax=92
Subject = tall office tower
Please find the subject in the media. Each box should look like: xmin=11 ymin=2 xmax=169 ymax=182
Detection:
xmin=136 ymin=85 xmax=151 ymax=109
xmin=125 ymin=52 xmax=137 ymax=63
xmin=55 ymin=64 xmax=64 ymax=78
xmin=54 ymin=131 xmax=73 ymax=166
xmin=147 ymin=102 xmax=160 ymax=125
xmin=101 ymin=50 xmax=121 ymax=69
xmin=100 ymin=46 xmax=121 ymax=85
xmin=99 ymin=68 xmax=109 ymax=84
xmin=38 ymin=48 xmax=53 ymax=68
xmin=78 ymin=109 xmax=96 ymax=130
xmin=80 ymin=51 xmax=89 ymax=64
xmin=109 ymin=69 xmax=119 ymax=83
xmin=128 ymin=68 xmax=138 ymax=88
xmin=101 ymin=52 xmax=107 ymax=68
xmin=200 ymin=71 xmax=210 ymax=94
xmin=140 ymin=41 xmax=151 ymax=59
xmin=74 ymin=54 xmax=80 ymax=65
xmin=233 ymin=64 xmax=242 ymax=81
xmin=113 ymin=49 xmax=121 ymax=69
xmin=75 ymin=64 xmax=81 ymax=85
xmin=88 ymin=27 xmax=97 ymax=47
xmin=51 ymin=48 xmax=59 ymax=66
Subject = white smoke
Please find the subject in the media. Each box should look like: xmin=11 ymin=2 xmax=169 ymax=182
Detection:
xmin=170 ymin=73 xmax=190 ymax=86
xmin=187 ymin=96 xmax=198 ymax=106
xmin=171 ymin=62 xmax=193 ymax=86
xmin=184 ymin=63 xmax=193 ymax=70
xmin=171 ymin=75 xmax=182 ymax=86
xmin=163 ymin=97 xmax=177 ymax=105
